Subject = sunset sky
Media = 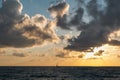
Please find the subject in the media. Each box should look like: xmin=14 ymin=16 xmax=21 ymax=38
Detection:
xmin=0 ymin=0 xmax=120 ymax=66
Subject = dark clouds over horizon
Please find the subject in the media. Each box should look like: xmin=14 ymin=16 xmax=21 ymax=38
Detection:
xmin=64 ymin=0 xmax=120 ymax=52
xmin=0 ymin=0 xmax=120 ymax=53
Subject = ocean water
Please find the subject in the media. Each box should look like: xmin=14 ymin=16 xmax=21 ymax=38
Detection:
xmin=0 ymin=67 xmax=120 ymax=80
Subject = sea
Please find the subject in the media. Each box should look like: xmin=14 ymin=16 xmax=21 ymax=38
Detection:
xmin=0 ymin=66 xmax=120 ymax=80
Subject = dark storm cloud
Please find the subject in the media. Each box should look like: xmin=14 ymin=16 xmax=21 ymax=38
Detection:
xmin=48 ymin=1 xmax=70 ymax=29
xmin=65 ymin=0 xmax=120 ymax=52
xmin=69 ymin=7 xmax=84 ymax=29
xmin=0 ymin=0 xmax=59 ymax=48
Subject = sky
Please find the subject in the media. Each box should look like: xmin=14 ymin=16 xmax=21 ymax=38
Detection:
xmin=0 ymin=0 xmax=120 ymax=66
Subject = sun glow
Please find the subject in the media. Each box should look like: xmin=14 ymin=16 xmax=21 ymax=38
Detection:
xmin=84 ymin=46 xmax=106 ymax=59
xmin=84 ymin=52 xmax=95 ymax=59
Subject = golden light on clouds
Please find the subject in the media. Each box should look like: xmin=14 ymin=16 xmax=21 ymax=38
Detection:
xmin=109 ymin=30 xmax=120 ymax=41
xmin=83 ymin=45 xmax=105 ymax=59
xmin=84 ymin=52 xmax=95 ymax=59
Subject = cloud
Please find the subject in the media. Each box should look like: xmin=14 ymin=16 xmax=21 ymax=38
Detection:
xmin=59 ymin=34 xmax=73 ymax=42
xmin=55 ymin=49 xmax=84 ymax=58
xmin=12 ymin=53 xmax=26 ymax=57
xmin=94 ymin=50 xmax=104 ymax=56
xmin=77 ymin=54 xmax=84 ymax=58
xmin=109 ymin=40 xmax=120 ymax=46
xmin=108 ymin=31 xmax=120 ymax=46
xmin=48 ymin=1 xmax=70 ymax=29
xmin=1 ymin=0 xmax=120 ymax=53
xmin=0 ymin=50 xmax=6 ymax=55
xmin=64 ymin=0 xmax=120 ymax=52
xmin=84 ymin=57 xmax=102 ymax=60
xmin=56 ymin=52 xmax=66 ymax=58
xmin=117 ymin=55 xmax=120 ymax=58
xmin=0 ymin=0 xmax=59 ymax=48
xmin=55 ymin=49 xmax=70 ymax=58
